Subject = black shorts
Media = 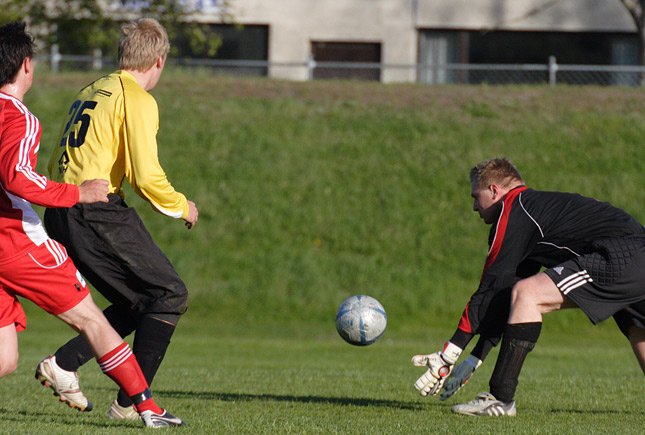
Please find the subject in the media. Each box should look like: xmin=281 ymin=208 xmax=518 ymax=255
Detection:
xmin=44 ymin=194 xmax=188 ymax=317
xmin=544 ymin=237 xmax=645 ymax=335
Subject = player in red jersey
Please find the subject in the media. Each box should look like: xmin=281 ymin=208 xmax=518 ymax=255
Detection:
xmin=412 ymin=157 xmax=645 ymax=416
xmin=0 ymin=21 xmax=184 ymax=428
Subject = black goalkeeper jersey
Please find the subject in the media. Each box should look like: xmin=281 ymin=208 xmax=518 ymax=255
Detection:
xmin=458 ymin=186 xmax=645 ymax=336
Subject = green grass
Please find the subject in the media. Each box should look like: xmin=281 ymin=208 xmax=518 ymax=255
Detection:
xmin=3 ymin=304 xmax=644 ymax=433
xmin=5 ymin=70 xmax=644 ymax=432
xmin=25 ymin=71 xmax=645 ymax=329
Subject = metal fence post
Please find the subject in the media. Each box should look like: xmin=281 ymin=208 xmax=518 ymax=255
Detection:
xmin=548 ymin=56 xmax=558 ymax=86
xmin=92 ymin=48 xmax=103 ymax=70
xmin=51 ymin=44 xmax=61 ymax=73
xmin=307 ymin=54 xmax=316 ymax=81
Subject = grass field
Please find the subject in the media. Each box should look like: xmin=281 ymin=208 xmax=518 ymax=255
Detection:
xmin=3 ymin=70 xmax=644 ymax=433
xmin=6 ymin=305 xmax=645 ymax=434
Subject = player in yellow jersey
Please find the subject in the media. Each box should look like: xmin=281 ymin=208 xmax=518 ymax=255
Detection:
xmin=36 ymin=18 xmax=199 ymax=421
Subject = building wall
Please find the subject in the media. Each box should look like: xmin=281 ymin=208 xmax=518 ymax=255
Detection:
xmin=416 ymin=0 xmax=634 ymax=32
xmin=199 ymin=0 xmax=637 ymax=82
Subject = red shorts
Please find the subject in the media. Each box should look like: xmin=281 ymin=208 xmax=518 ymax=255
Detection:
xmin=0 ymin=239 xmax=89 ymax=331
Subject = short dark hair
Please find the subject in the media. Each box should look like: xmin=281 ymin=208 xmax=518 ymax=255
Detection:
xmin=0 ymin=22 xmax=35 ymax=87
xmin=470 ymin=157 xmax=524 ymax=190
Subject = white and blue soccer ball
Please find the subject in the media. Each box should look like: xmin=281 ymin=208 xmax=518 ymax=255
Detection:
xmin=335 ymin=295 xmax=387 ymax=346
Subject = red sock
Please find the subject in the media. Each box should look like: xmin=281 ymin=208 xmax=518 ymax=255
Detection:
xmin=97 ymin=342 xmax=163 ymax=414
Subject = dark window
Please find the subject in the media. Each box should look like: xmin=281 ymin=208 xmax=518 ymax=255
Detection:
xmin=468 ymin=30 xmax=633 ymax=65
xmin=211 ymin=24 xmax=269 ymax=62
xmin=174 ymin=24 xmax=269 ymax=76
xmin=311 ymin=41 xmax=381 ymax=81
xmin=419 ymin=29 xmax=639 ymax=85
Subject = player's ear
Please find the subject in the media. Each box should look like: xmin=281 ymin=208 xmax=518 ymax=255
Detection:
xmin=490 ymin=184 xmax=500 ymax=200
xmin=23 ymin=57 xmax=33 ymax=75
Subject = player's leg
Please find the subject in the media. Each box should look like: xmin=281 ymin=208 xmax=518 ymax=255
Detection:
xmin=613 ymin=304 xmax=645 ymax=375
xmin=15 ymin=241 xmax=183 ymax=427
xmin=0 ymin=288 xmax=22 ymax=379
xmin=49 ymin=304 xmax=137 ymax=372
xmin=56 ymin=294 xmax=185 ymax=427
xmin=40 ymin=303 xmax=138 ymax=416
xmin=627 ymin=326 xmax=645 ymax=373
xmin=114 ymin=313 xmax=179 ymax=409
xmin=0 ymin=323 xmax=19 ymax=378
xmin=44 ymin=200 xmax=188 ymax=417
xmin=492 ymin=273 xmax=575 ymax=404
xmin=453 ymin=272 xmax=573 ymax=416
xmin=508 ymin=272 xmax=577 ymax=323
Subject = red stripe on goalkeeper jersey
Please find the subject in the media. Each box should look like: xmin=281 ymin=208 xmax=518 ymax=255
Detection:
xmin=481 ymin=187 xmax=527 ymax=277
xmin=457 ymin=186 xmax=527 ymax=334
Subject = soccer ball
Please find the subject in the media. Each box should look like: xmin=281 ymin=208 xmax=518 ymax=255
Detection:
xmin=335 ymin=295 xmax=387 ymax=346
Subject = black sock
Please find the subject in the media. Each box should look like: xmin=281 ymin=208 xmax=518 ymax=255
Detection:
xmin=116 ymin=315 xmax=177 ymax=407
xmin=54 ymin=305 xmax=137 ymax=372
xmin=471 ymin=335 xmax=499 ymax=361
xmin=489 ymin=322 xmax=542 ymax=403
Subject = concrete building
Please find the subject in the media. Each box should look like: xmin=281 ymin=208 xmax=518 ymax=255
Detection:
xmin=193 ymin=0 xmax=639 ymax=83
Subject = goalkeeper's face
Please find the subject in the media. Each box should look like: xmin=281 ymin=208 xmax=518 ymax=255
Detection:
xmin=471 ymin=181 xmax=502 ymax=225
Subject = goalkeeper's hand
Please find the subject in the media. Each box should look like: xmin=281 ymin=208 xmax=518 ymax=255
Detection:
xmin=411 ymin=351 xmax=456 ymax=397
xmin=439 ymin=354 xmax=482 ymax=401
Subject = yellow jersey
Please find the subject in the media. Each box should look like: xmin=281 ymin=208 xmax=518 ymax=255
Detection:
xmin=48 ymin=70 xmax=188 ymax=219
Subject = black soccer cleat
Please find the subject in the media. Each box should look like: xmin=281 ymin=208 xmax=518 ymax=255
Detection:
xmin=140 ymin=409 xmax=187 ymax=428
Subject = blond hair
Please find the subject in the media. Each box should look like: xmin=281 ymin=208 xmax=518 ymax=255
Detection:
xmin=470 ymin=157 xmax=524 ymax=190
xmin=118 ymin=18 xmax=170 ymax=72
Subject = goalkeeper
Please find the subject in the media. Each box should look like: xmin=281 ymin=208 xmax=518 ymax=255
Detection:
xmin=413 ymin=157 xmax=645 ymax=415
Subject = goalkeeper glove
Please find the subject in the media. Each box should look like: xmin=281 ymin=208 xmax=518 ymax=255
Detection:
xmin=412 ymin=342 xmax=462 ymax=397
xmin=439 ymin=354 xmax=482 ymax=401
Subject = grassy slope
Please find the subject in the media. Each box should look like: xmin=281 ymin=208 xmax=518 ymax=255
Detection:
xmin=7 ymin=70 xmax=645 ymax=433
xmin=26 ymin=70 xmax=645 ymax=331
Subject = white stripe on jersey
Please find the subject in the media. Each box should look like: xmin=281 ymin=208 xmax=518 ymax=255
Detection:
xmin=28 ymin=240 xmax=68 ymax=269
xmin=537 ymin=241 xmax=580 ymax=257
xmin=151 ymin=201 xmax=184 ymax=219
xmin=0 ymin=93 xmax=47 ymax=189
xmin=45 ymin=239 xmax=68 ymax=265
xmin=556 ymin=270 xmax=593 ymax=295
xmin=520 ymin=191 xmax=581 ymax=256
xmin=3 ymin=188 xmax=49 ymax=246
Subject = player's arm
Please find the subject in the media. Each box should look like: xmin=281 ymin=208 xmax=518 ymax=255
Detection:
xmin=122 ymin=90 xmax=194 ymax=225
xmin=0 ymin=118 xmax=79 ymax=207
xmin=77 ymin=179 xmax=109 ymax=204
xmin=412 ymin=197 xmax=541 ymax=397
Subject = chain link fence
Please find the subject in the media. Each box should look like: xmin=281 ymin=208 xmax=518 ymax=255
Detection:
xmin=41 ymin=48 xmax=645 ymax=87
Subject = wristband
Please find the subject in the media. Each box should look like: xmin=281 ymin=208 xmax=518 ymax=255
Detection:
xmin=441 ymin=341 xmax=463 ymax=364
xmin=464 ymin=354 xmax=482 ymax=369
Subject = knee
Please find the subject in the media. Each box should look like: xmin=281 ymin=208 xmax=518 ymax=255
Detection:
xmin=0 ymin=352 xmax=19 ymax=378
xmin=511 ymin=280 xmax=535 ymax=308
xmin=165 ymin=283 xmax=189 ymax=316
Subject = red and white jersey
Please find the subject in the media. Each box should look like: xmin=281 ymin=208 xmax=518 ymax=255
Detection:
xmin=0 ymin=92 xmax=78 ymax=264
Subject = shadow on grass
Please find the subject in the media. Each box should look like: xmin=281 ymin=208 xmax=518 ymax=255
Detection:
xmin=0 ymin=407 xmax=140 ymax=428
xmin=158 ymin=390 xmax=432 ymax=410
xmin=549 ymin=408 xmax=645 ymax=416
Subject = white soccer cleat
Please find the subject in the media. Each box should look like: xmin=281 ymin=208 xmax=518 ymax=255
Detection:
xmin=108 ymin=399 xmax=140 ymax=420
xmin=451 ymin=391 xmax=516 ymax=417
xmin=35 ymin=355 xmax=93 ymax=412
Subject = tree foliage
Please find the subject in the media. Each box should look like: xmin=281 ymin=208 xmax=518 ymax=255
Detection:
xmin=619 ymin=0 xmax=645 ymax=66
xmin=0 ymin=0 xmax=235 ymax=58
